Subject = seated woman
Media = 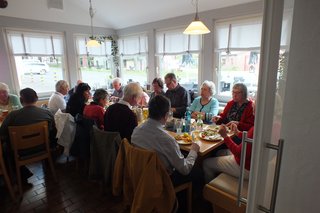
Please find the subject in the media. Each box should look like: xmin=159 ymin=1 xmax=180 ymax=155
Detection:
xmin=150 ymin=78 xmax=165 ymax=100
xmin=137 ymin=88 xmax=150 ymax=107
xmin=66 ymin=83 xmax=91 ymax=117
xmin=212 ymin=83 xmax=254 ymax=131
xmin=202 ymin=123 xmax=253 ymax=183
xmin=0 ymin=82 xmax=22 ymax=112
xmin=189 ymin=81 xmax=219 ymax=122
xmin=83 ymin=89 xmax=109 ymax=129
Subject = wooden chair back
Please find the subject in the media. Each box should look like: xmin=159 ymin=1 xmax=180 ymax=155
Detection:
xmin=0 ymin=142 xmax=16 ymax=201
xmin=9 ymin=121 xmax=49 ymax=152
xmin=8 ymin=121 xmax=57 ymax=195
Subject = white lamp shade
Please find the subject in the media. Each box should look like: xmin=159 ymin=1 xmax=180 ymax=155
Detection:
xmin=183 ymin=20 xmax=211 ymax=35
xmin=86 ymin=39 xmax=101 ymax=47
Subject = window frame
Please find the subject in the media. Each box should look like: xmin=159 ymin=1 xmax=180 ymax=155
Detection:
xmin=5 ymin=28 xmax=68 ymax=98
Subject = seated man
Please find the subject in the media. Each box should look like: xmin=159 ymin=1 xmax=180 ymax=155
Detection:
xmin=104 ymin=82 xmax=142 ymax=141
xmin=131 ymin=95 xmax=200 ymax=186
xmin=110 ymin=77 xmax=124 ymax=102
xmin=164 ymin=73 xmax=190 ymax=118
xmin=0 ymin=88 xmax=57 ymax=181
xmin=48 ymin=80 xmax=69 ymax=114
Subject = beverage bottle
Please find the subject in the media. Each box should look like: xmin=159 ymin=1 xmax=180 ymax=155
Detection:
xmin=196 ymin=113 xmax=204 ymax=131
xmin=184 ymin=107 xmax=191 ymax=133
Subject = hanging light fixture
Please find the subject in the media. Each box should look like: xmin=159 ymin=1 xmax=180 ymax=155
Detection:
xmin=183 ymin=0 xmax=210 ymax=35
xmin=86 ymin=0 xmax=100 ymax=47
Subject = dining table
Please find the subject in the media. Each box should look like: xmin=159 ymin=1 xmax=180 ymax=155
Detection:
xmin=166 ymin=129 xmax=225 ymax=158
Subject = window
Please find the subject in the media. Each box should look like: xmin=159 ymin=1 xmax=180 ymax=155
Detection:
xmin=119 ymin=35 xmax=148 ymax=85
xmin=156 ymin=29 xmax=201 ymax=91
xmin=215 ymin=16 xmax=263 ymax=101
xmin=6 ymin=30 xmax=66 ymax=96
xmin=76 ymin=36 xmax=112 ymax=90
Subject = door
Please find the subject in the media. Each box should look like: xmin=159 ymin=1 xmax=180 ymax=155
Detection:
xmin=247 ymin=0 xmax=320 ymax=212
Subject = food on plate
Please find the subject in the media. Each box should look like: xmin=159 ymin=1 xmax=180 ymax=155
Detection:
xmin=200 ymin=129 xmax=223 ymax=141
xmin=175 ymin=133 xmax=192 ymax=142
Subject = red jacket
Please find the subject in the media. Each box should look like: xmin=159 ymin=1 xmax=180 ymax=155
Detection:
xmin=217 ymin=100 xmax=254 ymax=131
xmin=83 ymin=103 xmax=105 ymax=129
xmin=224 ymin=127 xmax=254 ymax=170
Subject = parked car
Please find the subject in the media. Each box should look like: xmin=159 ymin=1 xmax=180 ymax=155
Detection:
xmin=23 ymin=62 xmax=49 ymax=75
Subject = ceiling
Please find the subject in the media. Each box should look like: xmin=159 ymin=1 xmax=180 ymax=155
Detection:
xmin=0 ymin=0 xmax=259 ymax=29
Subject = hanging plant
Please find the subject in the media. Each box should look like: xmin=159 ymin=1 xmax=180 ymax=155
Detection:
xmin=106 ymin=35 xmax=120 ymax=77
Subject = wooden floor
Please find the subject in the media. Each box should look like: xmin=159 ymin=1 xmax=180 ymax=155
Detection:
xmin=0 ymin=157 xmax=213 ymax=213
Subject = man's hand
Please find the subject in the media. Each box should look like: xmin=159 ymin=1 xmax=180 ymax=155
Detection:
xmin=190 ymin=142 xmax=200 ymax=153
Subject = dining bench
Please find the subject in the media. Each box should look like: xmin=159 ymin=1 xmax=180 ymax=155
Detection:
xmin=203 ymin=173 xmax=248 ymax=213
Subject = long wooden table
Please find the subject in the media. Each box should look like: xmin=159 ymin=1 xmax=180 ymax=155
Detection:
xmin=167 ymin=130 xmax=225 ymax=157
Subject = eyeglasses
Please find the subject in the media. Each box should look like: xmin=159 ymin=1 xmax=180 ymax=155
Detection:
xmin=232 ymin=91 xmax=242 ymax=94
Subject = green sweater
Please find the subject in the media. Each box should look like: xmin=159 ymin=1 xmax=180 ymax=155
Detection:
xmin=0 ymin=94 xmax=22 ymax=111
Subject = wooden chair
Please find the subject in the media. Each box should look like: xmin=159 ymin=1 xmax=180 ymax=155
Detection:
xmin=113 ymin=139 xmax=192 ymax=213
xmin=203 ymin=173 xmax=248 ymax=213
xmin=8 ymin=121 xmax=57 ymax=195
xmin=0 ymin=143 xmax=16 ymax=201
xmin=174 ymin=181 xmax=192 ymax=213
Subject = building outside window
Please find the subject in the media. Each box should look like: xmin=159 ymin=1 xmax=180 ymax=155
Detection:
xmin=119 ymin=35 xmax=148 ymax=86
xmin=6 ymin=30 xmax=66 ymax=96
xmin=76 ymin=36 xmax=112 ymax=90
xmin=156 ymin=29 xmax=201 ymax=92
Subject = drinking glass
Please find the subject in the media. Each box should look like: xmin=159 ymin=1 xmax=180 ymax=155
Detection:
xmin=175 ymin=119 xmax=183 ymax=135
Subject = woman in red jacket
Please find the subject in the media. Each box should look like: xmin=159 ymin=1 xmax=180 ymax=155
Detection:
xmin=202 ymin=123 xmax=253 ymax=183
xmin=212 ymin=83 xmax=254 ymax=131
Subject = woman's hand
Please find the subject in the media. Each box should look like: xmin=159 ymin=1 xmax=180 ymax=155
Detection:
xmin=228 ymin=122 xmax=240 ymax=135
xmin=226 ymin=120 xmax=239 ymax=127
xmin=218 ymin=125 xmax=228 ymax=138
xmin=212 ymin=115 xmax=221 ymax=123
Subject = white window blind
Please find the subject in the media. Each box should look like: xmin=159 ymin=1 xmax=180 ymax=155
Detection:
xmin=156 ymin=29 xmax=201 ymax=55
xmin=76 ymin=36 xmax=112 ymax=56
xmin=119 ymin=35 xmax=148 ymax=55
xmin=7 ymin=30 xmax=64 ymax=56
xmin=215 ymin=16 xmax=263 ymax=51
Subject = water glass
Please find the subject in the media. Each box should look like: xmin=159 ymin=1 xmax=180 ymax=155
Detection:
xmin=175 ymin=119 xmax=183 ymax=135
xmin=205 ymin=112 xmax=213 ymax=124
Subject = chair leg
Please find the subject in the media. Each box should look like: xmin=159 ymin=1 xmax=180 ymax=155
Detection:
xmin=47 ymin=156 xmax=57 ymax=182
xmin=187 ymin=183 xmax=192 ymax=213
xmin=2 ymin=169 xmax=16 ymax=201
xmin=16 ymin=165 xmax=22 ymax=196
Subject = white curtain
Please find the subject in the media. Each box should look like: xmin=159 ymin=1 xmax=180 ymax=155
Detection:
xmin=7 ymin=31 xmax=64 ymax=56
xmin=215 ymin=15 xmax=290 ymax=51
xmin=215 ymin=16 xmax=263 ymax=51
xmin=76 ymin=36 xmax=111 ymax=56
xmin=156 ymin=28 xmax=201 ymax=55
xmin=119 ymin=35 xmax=148 ymax=55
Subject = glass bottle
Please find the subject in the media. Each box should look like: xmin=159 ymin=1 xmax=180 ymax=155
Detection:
xmin=196 ymin=113 xmax=204 ymax=131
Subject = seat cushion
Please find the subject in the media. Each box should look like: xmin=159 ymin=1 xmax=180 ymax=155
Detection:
xmin=207 ymin=173 xmax=248 ymax=198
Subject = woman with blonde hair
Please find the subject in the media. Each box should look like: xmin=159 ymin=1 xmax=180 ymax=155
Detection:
xmin=0 ymin=82 xmax=22 ymax=111
xmin=189 ymin=80 xmax=219 ymax=122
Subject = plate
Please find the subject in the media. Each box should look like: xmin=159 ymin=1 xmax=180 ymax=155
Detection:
xmin=176 ymin=140 xmax=192 ymax=145
xmin=174 ymin=134 xmax=192 ymax=145
xmin=199 ymin=130 xmax=223 ymax=141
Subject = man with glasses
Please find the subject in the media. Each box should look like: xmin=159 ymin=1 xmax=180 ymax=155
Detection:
xmin=164 ymin=73 xmax=190 ymax=118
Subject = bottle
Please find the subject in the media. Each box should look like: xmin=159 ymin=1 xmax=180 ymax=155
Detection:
xmin=184 ymin=107 xmax=191 ymax=133
xmin=196 ymin=114 xmax=204 ymax=131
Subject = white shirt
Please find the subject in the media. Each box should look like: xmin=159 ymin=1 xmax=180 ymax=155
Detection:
xmin=132 ymin=118 xmax=197 ymax=175
xmin=48 ymin=92 xmax=66 ymax=114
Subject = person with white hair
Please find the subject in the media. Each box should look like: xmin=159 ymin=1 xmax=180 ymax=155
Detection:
xmin=0 ymin=82 xmax=22 ymax=112
xmin=189 ymin=80 xmax=219 ymax=121
xmin=48 ymin=80 xmax=69 ymax=114
xmin=104 ymin=82 xmax=142 ymax=141
xmin=110 ymin=77 xmax=124 ymax=101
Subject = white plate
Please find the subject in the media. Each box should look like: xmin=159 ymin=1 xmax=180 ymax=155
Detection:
xmin=199 ymin=131 xmax=223 ymax=141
